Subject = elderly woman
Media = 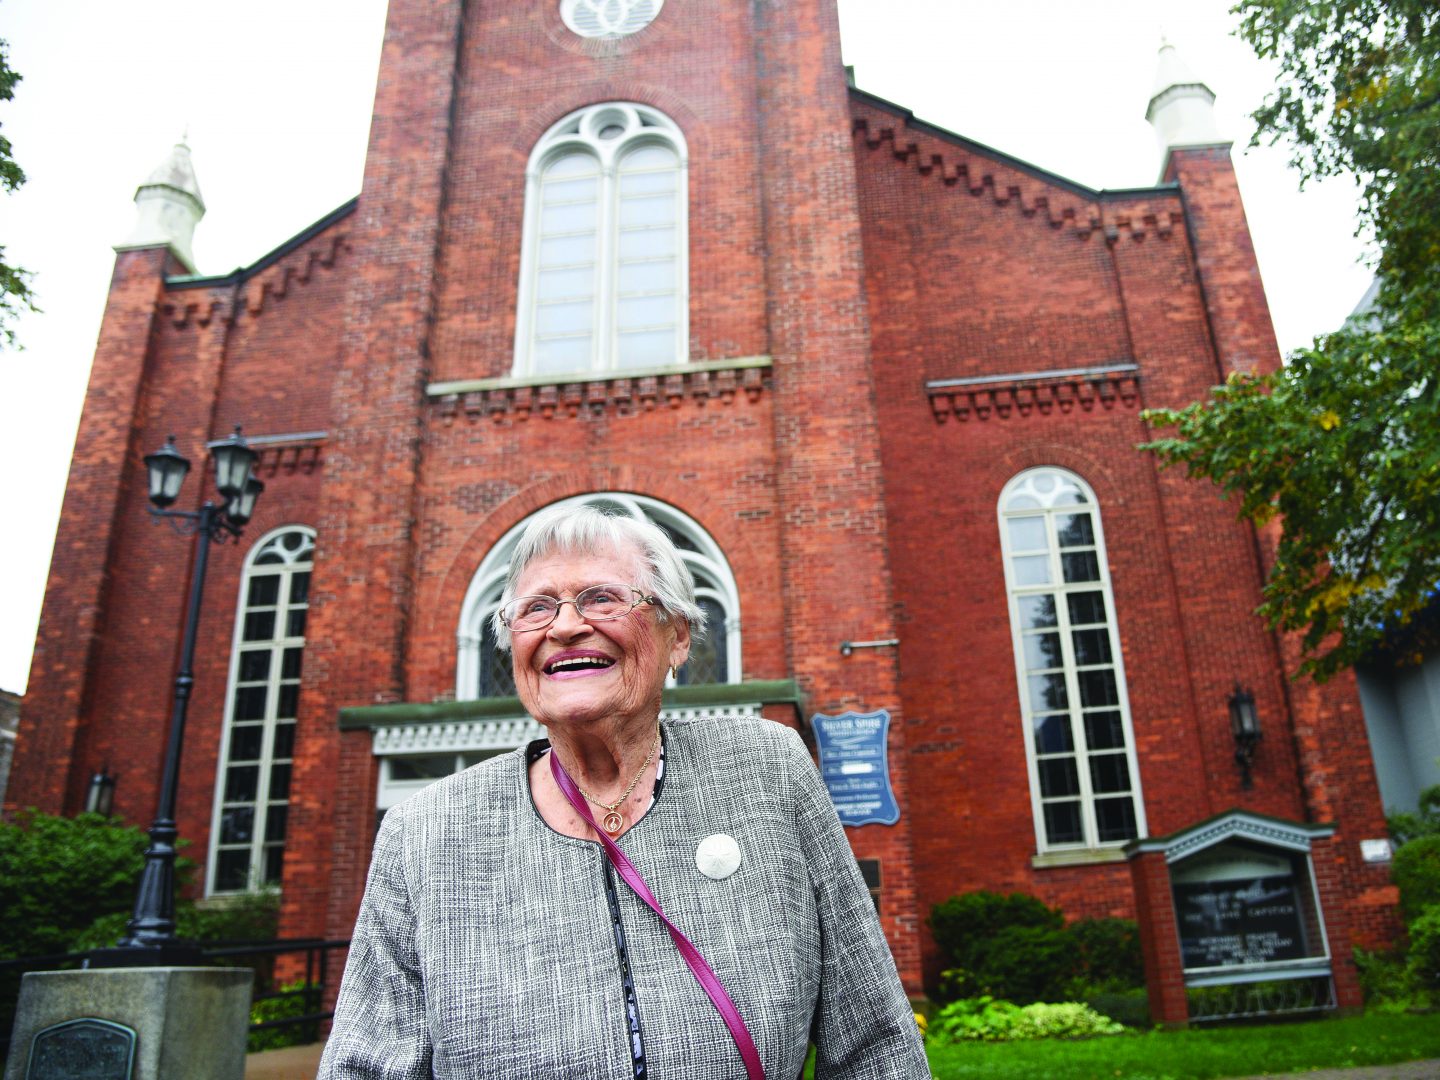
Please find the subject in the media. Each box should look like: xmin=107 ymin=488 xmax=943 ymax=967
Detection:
xmin=320 ymin=503 xmax=927 ymax=1078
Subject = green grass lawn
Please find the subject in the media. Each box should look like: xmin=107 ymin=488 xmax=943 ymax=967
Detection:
xmin=923 ymin=1012 xmax=1440 ymax=1079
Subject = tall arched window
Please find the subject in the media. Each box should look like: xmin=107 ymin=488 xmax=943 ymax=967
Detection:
xmin=458 ymin=494 xmax=738 ymax=699
xmin=997 ymin=469 xmax=1145 ymax=853
xmin=514 ymin=103 xmax=688 ymax=376
xmin=208 ymin=527 xmax=314 ymax=894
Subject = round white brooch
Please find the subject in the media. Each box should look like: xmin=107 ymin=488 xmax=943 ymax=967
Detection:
xmin=695 ymin=834 xmax=742 ymax=880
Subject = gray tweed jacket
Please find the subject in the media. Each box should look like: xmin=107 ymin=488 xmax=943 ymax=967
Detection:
xmin=318 ymin=717 xmax=928 ymax=1078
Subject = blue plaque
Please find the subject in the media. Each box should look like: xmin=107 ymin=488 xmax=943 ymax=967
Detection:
xmin=810 ymin=709 xmax=900 ymax=826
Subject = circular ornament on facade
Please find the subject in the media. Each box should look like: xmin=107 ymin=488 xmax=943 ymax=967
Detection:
xmin=560 ymin=0 xmax=664 ymax=39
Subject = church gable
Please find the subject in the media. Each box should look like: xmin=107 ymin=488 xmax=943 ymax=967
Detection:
xmin=852 ymin=92 xmax=1189 ymax=390
xmin=158 ymin=203 xmax=355 ymax=439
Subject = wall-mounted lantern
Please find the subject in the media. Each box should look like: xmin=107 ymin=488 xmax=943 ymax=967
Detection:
xmin=1229 ymin=684 xmax=1261 ymax=790
xmin=84 ymin=768 xmax=116 ymax=817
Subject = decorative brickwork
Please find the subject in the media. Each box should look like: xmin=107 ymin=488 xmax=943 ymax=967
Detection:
xmin=927 ymin=366 xmax=1141 ymax=422
xmin=433 ymin=363 xmax=770 ymax=423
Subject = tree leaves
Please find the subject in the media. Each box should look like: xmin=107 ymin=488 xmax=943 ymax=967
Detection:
xmin=0 ymin=37 xmax=37 ymax=348
xmin=1139 ymin=1 xmax=1440 ymax=679
xmin=1143 ymin=320 xmax=1440 ymax=680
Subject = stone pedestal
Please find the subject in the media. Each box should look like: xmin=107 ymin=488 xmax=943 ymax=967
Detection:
xmin=4 ymin=967 xmax=252 ymax=1080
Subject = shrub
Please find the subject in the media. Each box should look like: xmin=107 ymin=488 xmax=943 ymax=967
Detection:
xmin=70 ymin=887 xmax=281 ymax=951
xmin=1076 ymin=986 xmax=1150 ymax=1028
xmin=248 ymin=978 xmax=320 ymax=1052
xmin=1392 ymin=833 xmax=1440 ymax=922
xmin=927 ymin=995 xmax=1124 ymax=1045
xmin=974 ymin=924 xmax=1078 ymax=1004
xmin=1355 ymin=946 xmax=1419 ymax=1011
xmin=1067 ymin=916 xmax=1144 ymax=989
xmin=930 ymin=891 xmax=1064 ymax=973
xmin=930 ymin=892 xmax=1142 ymax=1005
xmin=930 ymin=891 xmax=1067 ymax=1002
xmin=1388 ymin=783 xmax=1440 ymax=847
xmin=0 ymin=811 xmax=148 ymax=960
xmin=1407 ymin=905 xmax=1440 ymax=990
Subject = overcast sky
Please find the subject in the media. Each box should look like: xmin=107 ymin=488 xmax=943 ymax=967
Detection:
xmin=0 ymin=0 xmax=1371 ymax=694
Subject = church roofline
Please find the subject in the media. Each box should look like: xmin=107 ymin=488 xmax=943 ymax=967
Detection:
xmin=848 ymin=86 xmax=1179 ymax=202
xmin=165 ymin=196 xmax=359 ymax=291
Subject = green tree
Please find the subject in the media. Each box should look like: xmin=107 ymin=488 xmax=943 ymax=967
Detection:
xmin=0 ymin=811 xmax=149 ymax=960
xmin=0 ymin=36 xmax=37 ymax=348
xmin=1141 ymin=1 xmax=1440 ymax=680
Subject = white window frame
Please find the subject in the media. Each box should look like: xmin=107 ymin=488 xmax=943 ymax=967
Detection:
xmin=512 ymin=102 xmax=689 ymax=377
xmin=206 ymin=525 xmax=315 ymax=895
xmin=997 ymin=467 xmax=1147 ymax=854
xmin=457 ymin=493 xmax=740 ymax=699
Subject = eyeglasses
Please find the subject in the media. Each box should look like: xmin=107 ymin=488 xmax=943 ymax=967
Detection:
xmin=499 ymin=583 xmax=658 ymax=633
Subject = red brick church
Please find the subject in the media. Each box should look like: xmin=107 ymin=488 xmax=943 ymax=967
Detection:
xmin=8 ymin=0 xmax=1398 ymax=1022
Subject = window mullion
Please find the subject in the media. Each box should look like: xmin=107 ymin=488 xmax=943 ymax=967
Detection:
xmin=1042 ymin=507 xmax=1084 ymax=847
xmin=249 ymin=570 xmax=287 ymax=884
xmin=597 ymin=161 xmax=619 ymax=371
xmin=1053 ymin=510 xmax=1103 ymax=848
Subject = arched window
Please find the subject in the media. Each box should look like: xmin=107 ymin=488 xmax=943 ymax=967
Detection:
xmin=458 ymin=494 xmax=738 ymax=699
xmin=208 ymin=527 xmax=314 ymax=894
xmin=997 ymin=469 xmax=1145 ymax=853
xmin=514 ymin=103 xmax=688 ymax=376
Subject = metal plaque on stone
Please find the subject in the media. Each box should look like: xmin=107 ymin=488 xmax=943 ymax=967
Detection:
xmin=26 ymin=1018 xmax=136 ymax=1080
xmin=810 ymin=709 xmax=901 ymax=827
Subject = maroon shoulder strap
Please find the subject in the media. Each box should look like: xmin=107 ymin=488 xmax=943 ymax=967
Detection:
xmin=549 ymin=750 xmax=764 ymax=1079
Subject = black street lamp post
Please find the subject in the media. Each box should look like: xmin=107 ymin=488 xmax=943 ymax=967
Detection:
xmin=90 ymin=427 xmax=262 ymax=966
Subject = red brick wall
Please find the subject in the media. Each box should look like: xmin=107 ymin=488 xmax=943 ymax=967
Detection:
xmin=9 ymin=218 xmax=350 ymax=897
xmin=7 ymin=248 xmax=176 ymax=818
xmin=850 ymin=95 xmax=1388 ymax=985
xmin=427 ymin=0 xmax=771 ymax=380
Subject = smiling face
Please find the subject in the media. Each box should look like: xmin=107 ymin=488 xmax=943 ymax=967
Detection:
xmin=509 ymin=543 xmax=690 ymax=733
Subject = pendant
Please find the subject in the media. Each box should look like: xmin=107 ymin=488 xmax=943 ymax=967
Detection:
xmin=602 ymin=810 xmax=625 ymax=835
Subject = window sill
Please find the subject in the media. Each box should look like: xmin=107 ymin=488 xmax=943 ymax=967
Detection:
xmin=1030 ymin=847 xmax=1131 ymax=869
xmin=427 ymin=355 xmax=773 ymax=397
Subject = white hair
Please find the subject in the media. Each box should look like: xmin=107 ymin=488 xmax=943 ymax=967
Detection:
xmin=490 ymin=502 xmax=706 ymax=652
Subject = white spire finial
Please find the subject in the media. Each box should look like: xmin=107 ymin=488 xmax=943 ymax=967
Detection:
xmin=115 ymin=137 xmax=207 ymax=273
xmin=1145 ymin=37 xmax=1224 ymax=154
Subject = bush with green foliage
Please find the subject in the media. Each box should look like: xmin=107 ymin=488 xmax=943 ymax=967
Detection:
xmin=927 ymin=996 xmax=1124 ymax=1045
xmin=930 ymin=891 xmax=1064 ymax=967
xmin=0 ymin=811 xmax=148 ymax=960
xmin=1387 ymin=783 xmax=1440 ymax=848
xmin=1407 ymin=906 xmax=1440 ymax=990
xmin=70 ymin=887 xmax=281 ymax=952
xmin=975 ymin=924 xmax=1077 ymax=1004
xmin=1075 ymin=986 xmax=1150 ymax=1029
xmin=929 ymin=891 xmax=1070 ymax=1003
xmin=249 ymin=978 xmax=319 ymax=1053
xmin=0 ymin=813 xmax=292 ymax=1055
xmin=929 ymin=891 xmax=1144 ymax=1007
xmin=1392 ymin=833 xmax=1440 ymax=922
xmin=1066 ymin=916 xmax=1144 ymax=990
xmin=1354 ymin=945 xmax=1421 ymax=1011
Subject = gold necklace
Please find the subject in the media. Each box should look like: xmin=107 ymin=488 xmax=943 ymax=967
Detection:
xmin=571 ymin=729 xmax=660 ymax=836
